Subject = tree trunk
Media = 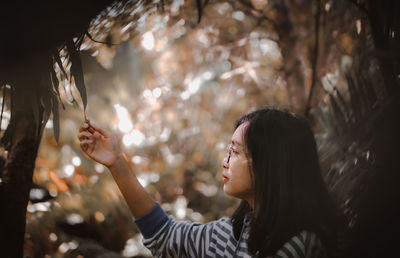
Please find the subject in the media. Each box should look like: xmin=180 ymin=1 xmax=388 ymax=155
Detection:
xmin=0 ymin=2 xmax=115 ymax=256
xmin=0 ymin=86 xmax=43 ymax=257
xmin=274 ymin=0 xmax=309 ymax=113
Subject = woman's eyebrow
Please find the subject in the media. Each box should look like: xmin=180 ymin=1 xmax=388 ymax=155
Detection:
xmin=231 ymin=140 xmax=242 ymax=146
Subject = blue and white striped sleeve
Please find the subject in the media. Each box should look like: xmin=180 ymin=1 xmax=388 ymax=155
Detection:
xmin=304 ymin=231 xmax=328 ymax=258
xmin=272 ymin=231 xmax=328 ymax=258
xmin=134 ymin=203 xmax=223 ymax=258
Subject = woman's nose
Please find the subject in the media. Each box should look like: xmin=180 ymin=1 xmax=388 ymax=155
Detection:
xmin=222 ymin=156 xmax=229 ymax=169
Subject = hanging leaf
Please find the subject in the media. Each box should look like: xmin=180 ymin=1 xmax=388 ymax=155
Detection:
xmin=50 ymin=69 xmax=59 ymax=94
xmin=334 ymin=88 xmax=351 ymax=124
xmin=40 ymin=103 xmax=51 ymax=135
xmin=1 ymin=87 xmax=15 ymax=149
xmin=75 ymin=33 xmax=85 ymax=49
xmin=51 ymin=94 xmax=60 ymax=143
xmin=50 ymin=68 xmax=65 ymax=110
xmin=30 ymin=91 xmax=40 ymax=134
xmin=52 ymin=49 xmax=68 ymax=79
xmin=345 ymin=72 xmax=362 ymax=124
xmin=38 ymin=60 xmax=54 ymax=133
xmin=66 ymin=38 xmax=87 ymax=112
xmin=359 ymin=72 xmax=377 ymax=110
xmin=329 ymin=93 xmax=347 ymax=137
xmin=1 ymin=122 xmax=13 ymax=149
xmin=0 ymin=85 xmax=6 ymax=131
xmin=350 ymin=70 xmax=368 ymax=115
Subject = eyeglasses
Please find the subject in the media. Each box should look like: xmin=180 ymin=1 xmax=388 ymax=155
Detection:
xmin=225 ymin=144 xmax=233 ymax=163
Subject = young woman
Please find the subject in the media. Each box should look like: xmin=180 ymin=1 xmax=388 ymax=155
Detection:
xmin=78 ymin=108 xmax=337 ymax=257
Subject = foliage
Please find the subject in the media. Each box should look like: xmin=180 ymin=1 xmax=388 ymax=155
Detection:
xmin=0 ymin=0 xmax=396 ymax=256
xmin=23 ymin=0 xmax=290 ymax=256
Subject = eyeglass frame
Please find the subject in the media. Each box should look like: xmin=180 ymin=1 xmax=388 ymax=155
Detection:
xmin=224 ymin=143 xmax=251 ymax=164
xmin=225 ymin=144 xmax=234 ymax=163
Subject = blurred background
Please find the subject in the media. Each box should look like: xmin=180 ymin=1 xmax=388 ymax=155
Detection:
xmin=0 ymin=0 xmax=399 ymax=257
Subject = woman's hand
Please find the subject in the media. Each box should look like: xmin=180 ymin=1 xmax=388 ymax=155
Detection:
xmin=79 ymin=121 xmax=157 ymax=218
xmin=78 ymin=122 xmax=122 ymax=168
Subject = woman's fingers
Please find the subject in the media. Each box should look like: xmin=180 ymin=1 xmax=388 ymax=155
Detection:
xmin=87 ymin=125 xmax=95 ymax=134
xmin=79 ymin=123 xmax=90 ymax=132
xmin=92 ymin=131 xmax=104 ymax=140
xmin=79 ymin=122 xmax=108 ymax=137
xmin=89 ymin=123 xmax=110 ymax=137
xmin=80 ymin=139 xmax=94 ymax=152
xmin=78 ymin=131 xmax=92 ymax=141
xmin=80 ymin=139 xmax=94 ymax=145
xmin=80 ymin=142 xmax=88 ymax=152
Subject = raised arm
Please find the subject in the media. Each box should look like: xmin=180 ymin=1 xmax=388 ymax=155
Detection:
xmin=78 ymin=122 xmax=156 ymax=218
xmin=78 ymin=122 xmax=235 ymax=257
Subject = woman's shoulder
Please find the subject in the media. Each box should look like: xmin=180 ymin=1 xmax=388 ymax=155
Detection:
xmin=206 ymin=216 xmax=233 ymax=234
xmin=272 ymin=230 xmax=327 ymax=258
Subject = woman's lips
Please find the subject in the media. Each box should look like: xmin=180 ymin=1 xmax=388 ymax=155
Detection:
xmin=222 ymin=175 xmax=229 ymax=183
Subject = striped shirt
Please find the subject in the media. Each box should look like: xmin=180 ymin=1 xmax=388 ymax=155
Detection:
xmin=135 ymin=204 xmax=327 ymax=257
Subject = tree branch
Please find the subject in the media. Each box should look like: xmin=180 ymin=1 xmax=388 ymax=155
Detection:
xmin=85 ymin=31 xmax=120 ymax=46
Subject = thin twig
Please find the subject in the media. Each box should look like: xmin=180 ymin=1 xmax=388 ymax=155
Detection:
xmin=85 ymin=31 xmax=120 ymax=46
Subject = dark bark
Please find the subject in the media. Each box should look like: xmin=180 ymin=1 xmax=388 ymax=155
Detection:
xmin=367 ymin=0 xmax=400 ymax=95
xmin=274 ymin=1 xmax=308 ymax=113
xmin=0 ymin=86 xmax=42 ymax=257
xmin=0 ymin=2 xmax=116 ymax=256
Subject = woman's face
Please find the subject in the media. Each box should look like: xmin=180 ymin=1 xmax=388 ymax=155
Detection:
xmin=221 ymin=122 xmax=253 ymax=204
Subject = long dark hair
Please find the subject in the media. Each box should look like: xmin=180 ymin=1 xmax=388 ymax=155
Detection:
xmin=231 ymin=108 xmax=337 ymax=257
